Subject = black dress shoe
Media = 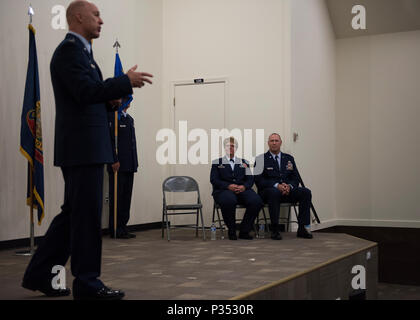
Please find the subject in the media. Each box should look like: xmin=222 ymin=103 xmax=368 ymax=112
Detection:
xmin=271 ymin=232 xmax=283 ymax=240
xmin=111 ymin=232 xmax=136 ymax=239
xmin=22 ymin=281 xmax=71 ymax=297
xmin=118 ymin=233 xmax=136 ymax=239
xmin=297 ymin=226 xmax=313 ymax=239
xmin=73 ymin=286 xmax=125 ymax=300
xmin=238 ymin=233 xmax=253 ymax=240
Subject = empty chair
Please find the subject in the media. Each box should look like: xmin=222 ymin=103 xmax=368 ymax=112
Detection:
xmin=162 ymin=176 xmax=206 ymax=241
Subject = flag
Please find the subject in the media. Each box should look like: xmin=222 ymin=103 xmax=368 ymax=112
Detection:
xmin=114 ymin=52 xmax=133 ymax=120
xmin=20 ymin=24 xmax=44 ymax=225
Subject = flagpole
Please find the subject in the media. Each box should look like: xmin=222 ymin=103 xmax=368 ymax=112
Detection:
xmin=29 ymin=165 xmax=35 ymax=255
xmin=114 ymin=111 xmax=118 ymax=239
xmin=16 ymin=5 xmax=36 ymax=257
xmin=112 ymin=39 xmax=121 ymax=239
xmin=16 ymin=165 xmax=35 ymax=256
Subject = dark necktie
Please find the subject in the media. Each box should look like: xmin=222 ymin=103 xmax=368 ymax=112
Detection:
xmin=229 ymin=159 xmax=235 ymax=170
xmin=274 ymin=155 xmax=280 ymax=170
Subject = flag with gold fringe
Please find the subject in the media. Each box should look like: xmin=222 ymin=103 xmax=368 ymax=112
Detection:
xmin=20 ymin=24 xmax=44 ymax=225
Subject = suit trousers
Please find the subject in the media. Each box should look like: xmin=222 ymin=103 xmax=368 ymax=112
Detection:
xmin=23 ymin=165 xmax=105 ymax=292
xmin=260 ymin=187 xmax=312 ymax=232
xmin=213 ymin=189 xmax=263 ymax=234
xmin=108 ymin=171 xmax=134 ymax=236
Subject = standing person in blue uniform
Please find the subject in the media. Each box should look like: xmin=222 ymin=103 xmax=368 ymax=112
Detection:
xmin=210 ymin=137 xmax=263 ymax=240
xmin=254 ymin=133 xmax=313 ymax=240
xmin=108 ymin=105 xmax=138 ymax=239
xmin=21 ymin=0 xmax=153 ymax=300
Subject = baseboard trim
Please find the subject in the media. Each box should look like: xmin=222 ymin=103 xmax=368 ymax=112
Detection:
xmin=334 ymin=219 xmax=420 ymax=229
xmin=0 ymin=222 xmax=162 ymax=251
xmin=311 ymin=218 xmax=420 ymax=230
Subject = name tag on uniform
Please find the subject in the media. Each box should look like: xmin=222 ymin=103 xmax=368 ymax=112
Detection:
xmin=120 ymin=125 xmax=127 ymax=128
xmin=267 ymin=167 xmax=274 ymax=170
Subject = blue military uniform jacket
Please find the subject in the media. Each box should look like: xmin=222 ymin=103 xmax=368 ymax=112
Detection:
xmin=51 ymin=33 xmax=133 ymax=167
xmin=210 ymin=157 xmax=254 ymax=196
xmin=107 ymin=112 xmax=139 ymax=173
xmin=254 ymin=151 xmax=299 ymax=191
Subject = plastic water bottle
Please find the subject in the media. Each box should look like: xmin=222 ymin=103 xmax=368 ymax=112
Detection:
xmin=210 ymin=223 xmax=217 ymax=241
xmin=258 ymin=223 xmax=265 ymax=239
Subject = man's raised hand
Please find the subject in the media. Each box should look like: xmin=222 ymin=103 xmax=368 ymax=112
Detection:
xmin=126 ymin=65 xmax=153 ymax=88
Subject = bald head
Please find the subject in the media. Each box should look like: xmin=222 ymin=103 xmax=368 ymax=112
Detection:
xmin=66 ymin=0 xmax=89 ymax=26
xmin=66 ymin=1 xmax=103 ymax=41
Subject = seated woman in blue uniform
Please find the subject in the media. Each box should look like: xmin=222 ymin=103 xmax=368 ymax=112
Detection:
xmin=210 ymin=137 xmax=263 ymax=240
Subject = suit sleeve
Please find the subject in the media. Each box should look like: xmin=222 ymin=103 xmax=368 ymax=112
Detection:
xmin=287 ymin=157 xmax=300 ymax=189
xmin=210 ymin=164 xmax=230 ymax=190
xmin=254 ymin=155 xmax=273 ymax=191
xmin=243 ymin=161 xmax=255 ymax=190
xmin=52 ymin=42 xmax=133 ymax=105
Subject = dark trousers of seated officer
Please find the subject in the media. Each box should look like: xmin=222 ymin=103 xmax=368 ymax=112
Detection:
xmin=260 ymin=187 xmax=312 ymax=232
xmin=213 ymin=189 xmax=263 ymax=235
xmin=108 ymin=172 xmax=134 ymax=236
xmin=23 ymin=165 xmax=105 ymax=292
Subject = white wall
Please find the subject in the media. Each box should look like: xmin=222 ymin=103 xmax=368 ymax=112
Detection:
xmin=162 ymin=0 xmax=290 ymax=222
xmin=289 ymin=0 xmax=337 ymax=227
xmin=4 ymin=0 xmax=417 ymax=243
xmin=162 ymin=0 xmax=288 ymax=135
xmin=0 ymin=0 xmax=163 ymax=241
xmin=336 ymin=30 xmax=420 ymax=228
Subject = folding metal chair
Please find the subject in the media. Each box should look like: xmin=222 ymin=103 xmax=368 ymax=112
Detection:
xmin=261 ymin=202 xmax=299 ymax=232
xmin=212 ymin=202 xmax=259 ymax=239
xmin=162 ymin=176 xmax=206 ymax=241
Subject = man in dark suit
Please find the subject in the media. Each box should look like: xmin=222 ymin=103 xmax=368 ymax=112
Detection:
xmin=108 ymin=105 xmax=138 ymax=239
xmin=22 ymin=1 xmax=153 ymax=300
xmin=254 ymin=133 xmax=313 ymax=240
xmin=211 ymin=137 xmax=263 ymax=240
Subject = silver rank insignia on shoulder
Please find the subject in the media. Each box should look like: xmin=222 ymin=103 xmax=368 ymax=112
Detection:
xmin=91 ymin=64 xmax=96 ymax=69
xmin=287 ymin=161 xmax=294 ymax=171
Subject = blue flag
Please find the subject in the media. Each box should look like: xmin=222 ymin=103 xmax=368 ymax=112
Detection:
xmin=114 ymin=53 xmax=133 ymax=120
xmin=20 ymin=24 xmax=44 ymax=225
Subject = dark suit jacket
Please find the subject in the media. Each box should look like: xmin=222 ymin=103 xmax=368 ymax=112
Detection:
xmin=107 ymin=112 xmax=138 ymax=173
xmin=210 ymin=157 xmax=254 ymax=195
xmin=51 ymin=33 xmax=133 ymax=167
xmin=254 ymin=151 xmax=299 ymax=191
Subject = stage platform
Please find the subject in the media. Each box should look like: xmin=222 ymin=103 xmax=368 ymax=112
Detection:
xmin=0 ymin=229 xmax=377 ymax=300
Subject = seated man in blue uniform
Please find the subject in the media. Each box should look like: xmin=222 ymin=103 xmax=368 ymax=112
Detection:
xmin=108 ymin=105 xmax=138 ymax=239
xmin=254 ymin=133 xmax=313 ymax=240
xmin=210 ymin=137 xmax=263 ymax=240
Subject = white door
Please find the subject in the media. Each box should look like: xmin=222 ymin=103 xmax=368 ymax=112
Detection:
xmin=169 ymin=80 xmax=226 ymax=227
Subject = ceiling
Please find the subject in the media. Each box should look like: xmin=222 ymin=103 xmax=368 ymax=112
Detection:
xmin=325 ymin=0 xmax=420 ymax=38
